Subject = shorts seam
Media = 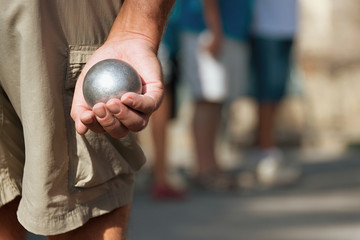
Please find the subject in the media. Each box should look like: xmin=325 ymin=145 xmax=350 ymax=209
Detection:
xmin=0 ymin=167 xmax=21 ymax=206
xmin=0 ymin=90 xmax=21 ymax=206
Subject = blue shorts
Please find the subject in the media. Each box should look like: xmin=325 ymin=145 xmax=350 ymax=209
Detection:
xmin=249 ymin=37 xmax=293 ymax=102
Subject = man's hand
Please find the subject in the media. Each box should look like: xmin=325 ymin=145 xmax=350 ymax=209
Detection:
xmin=71 ymin=0 xmax=174 ymax=138
xmin=71 ymin=36 xmax=163 ymax=138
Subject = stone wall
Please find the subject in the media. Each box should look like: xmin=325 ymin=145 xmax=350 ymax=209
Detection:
xmin=298 ymin=0 xmax=360 ymax=153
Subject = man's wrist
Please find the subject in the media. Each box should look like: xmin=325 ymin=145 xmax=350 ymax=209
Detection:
xmin=107 ymin=0 xmax=175 ymax=51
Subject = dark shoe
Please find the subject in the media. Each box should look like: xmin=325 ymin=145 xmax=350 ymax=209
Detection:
xmin=192 ymin=173 xmax=238 ymax=192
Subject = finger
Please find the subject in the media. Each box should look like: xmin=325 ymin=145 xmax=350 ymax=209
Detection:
xmin=107 ymin=99 xmax=149 ymax=132
xmin=79 ymin=110 xmax=106 ymax=134
xmin=74 ymin=118 xmax=89 ymax=135
xmin=121 ymin=92 xmax=159 ymax=115
xmin=93 ymin=102 xmax=130 ymax=138
xmin=71 ymin=107 xmax=91 ymax=135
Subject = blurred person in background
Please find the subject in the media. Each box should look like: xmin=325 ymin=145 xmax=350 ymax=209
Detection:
xmin=150 ymin=3 xmax=187 ymax=201
xmin=179 ymin=0 xmax=254 ymax=191
xmin=249 ymin=0 xmax=301 ymax=187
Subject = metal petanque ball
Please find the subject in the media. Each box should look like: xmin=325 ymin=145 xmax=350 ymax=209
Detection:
xmin=83 ymin=59 xmax=142 ymax=107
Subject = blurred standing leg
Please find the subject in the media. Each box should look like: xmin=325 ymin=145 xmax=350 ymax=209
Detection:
xmin=251 ymin=36 xmax=301 ymax=187
xmin=193 ymin=101 xmax=222 ymax=177
xmin=257 ymin=103 xmax=277 ymax=150
xmin=151 ymin=90 xmax=172 ymax=190
xmin=150 ymin=86 xmax=186 ymax=200
xmin=149 ymin=27 xmax=186 ymax=199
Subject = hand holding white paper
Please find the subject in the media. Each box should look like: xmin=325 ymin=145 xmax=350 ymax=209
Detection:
xmin=196 ymin=31 xmax=227 ymax=102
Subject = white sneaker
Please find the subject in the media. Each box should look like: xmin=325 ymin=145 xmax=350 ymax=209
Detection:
xmin=255 ymin=149 xmax=301 ymax=187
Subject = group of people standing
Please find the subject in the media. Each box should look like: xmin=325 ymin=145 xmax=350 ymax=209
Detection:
xmin=150 ymin=0 xmax=300 ymax=200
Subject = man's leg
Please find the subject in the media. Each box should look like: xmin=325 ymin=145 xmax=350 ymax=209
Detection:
xmin=193 ymin=101 xmax=222 ymax=176
xmin=256 ymin=103 xmax=278 ymax=149
xmin=0 ymin=197 xmax=27 ymax=240
xmin=151 ymin=89 xmax=172 ymax=188
xmin=49 ymin=204 xmax=131 ymax=240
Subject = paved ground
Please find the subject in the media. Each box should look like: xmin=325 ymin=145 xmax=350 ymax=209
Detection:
xmin=127 ymin=151 xmax=360 ymax=240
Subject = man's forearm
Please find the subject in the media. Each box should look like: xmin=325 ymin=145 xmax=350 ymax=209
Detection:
xmin=107 ymin=0 xmax=175 ymax=50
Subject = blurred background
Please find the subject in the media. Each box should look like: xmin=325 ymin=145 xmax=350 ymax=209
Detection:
xmin=132 ymin=0 xmax=360 ymax=239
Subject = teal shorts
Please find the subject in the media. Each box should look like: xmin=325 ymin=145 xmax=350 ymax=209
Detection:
xmin=248 ymin=37 xmax=293 ymax=102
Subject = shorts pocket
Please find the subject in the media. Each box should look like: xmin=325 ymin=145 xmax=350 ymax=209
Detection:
xmin=64 ymin=45 xmax=100 ymax=90
xmin=63 ymin=45 xmax=145 ymax=190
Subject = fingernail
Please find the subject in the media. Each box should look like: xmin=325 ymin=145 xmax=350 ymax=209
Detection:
xmin=108 ymin=104 xmax=121 ymax=114
xmin=96 ymin=105 xmax=107 ymax=118
xmin=84 ymin=118 xmax=93 ymax=125
xmin=123 ymin=97 xmax=134 ymax=106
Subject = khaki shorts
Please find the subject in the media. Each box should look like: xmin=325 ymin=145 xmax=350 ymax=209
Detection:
xmin=0 ymin=1 xmax=145 ymax=235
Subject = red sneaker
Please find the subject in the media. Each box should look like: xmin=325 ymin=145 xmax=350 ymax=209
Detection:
xmin=151 ymin=185 xmax=187 ymax=201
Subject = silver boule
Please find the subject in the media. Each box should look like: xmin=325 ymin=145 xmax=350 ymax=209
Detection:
xmin=83 ymin=59 xmax=142 ymax=107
